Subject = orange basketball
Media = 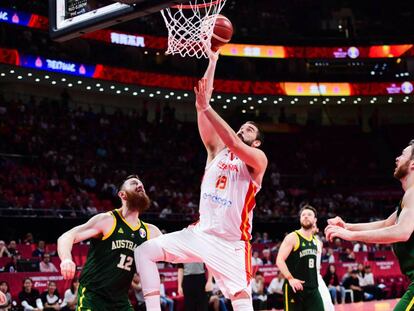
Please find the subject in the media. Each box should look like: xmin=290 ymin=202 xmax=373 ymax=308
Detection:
xmin=211 ymin=15 xmax=233 ymax=52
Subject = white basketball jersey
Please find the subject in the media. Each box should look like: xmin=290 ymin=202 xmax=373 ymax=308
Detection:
xmin=198 ymin=148 xmax=260 ymax=241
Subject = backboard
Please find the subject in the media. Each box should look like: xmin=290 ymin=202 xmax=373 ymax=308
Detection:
xmin=49 ymin=0 xmax=188 ymax=42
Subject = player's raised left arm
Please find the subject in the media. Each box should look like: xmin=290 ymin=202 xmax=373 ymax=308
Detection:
xmin=195 ymin=78 xmax=268 ymax=174
xmin=326 ymin=188 xmax=414 ymax=243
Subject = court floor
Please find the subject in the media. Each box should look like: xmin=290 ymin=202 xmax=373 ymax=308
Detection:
xmin=334 ymin=299 xmax=399 ymax=311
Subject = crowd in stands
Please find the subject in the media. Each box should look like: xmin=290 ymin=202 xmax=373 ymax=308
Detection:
xmin=0 ymin=233 xmax=409 ymax=310
xmin=2 ymin=0 xmax=414 ymax=44
xmin=0 ymin=95 xmax=403 ymax=223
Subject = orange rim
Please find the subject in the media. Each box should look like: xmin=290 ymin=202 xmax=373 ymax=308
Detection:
xmin=171 ymin=0 xmax=225 ymax=9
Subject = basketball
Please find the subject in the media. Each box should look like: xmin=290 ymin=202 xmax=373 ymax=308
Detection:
xmin=211 ymin=15 xmax=233 ymax=52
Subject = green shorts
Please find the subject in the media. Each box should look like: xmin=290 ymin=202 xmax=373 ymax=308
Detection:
xmin=283 ymin=282 xmax=324 ymax=311
xmin=394 ymin=282 xmax=414 ymax=311
xmin=77 ymin=284 xmax=134 ymax=311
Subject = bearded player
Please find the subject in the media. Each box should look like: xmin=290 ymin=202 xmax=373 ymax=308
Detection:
xmin=326 ymin=140 xmax=414 ymax=311
xmin=276 ymin=205 xmax=324 ymax=311
xmin=58 ymin=175 xmax=162 ymax=311
xmin=134 ymin=50 xmax=268 ymax=311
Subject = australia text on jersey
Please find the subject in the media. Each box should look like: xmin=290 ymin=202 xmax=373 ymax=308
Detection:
xmin=112 ymin=240 xmax=139 ymax=251
xmin=299 ymin=249 xmax=317 ymax=258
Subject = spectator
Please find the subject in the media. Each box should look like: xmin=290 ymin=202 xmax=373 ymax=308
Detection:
xmin=23 ymin=233 xmax=34 ymax=245
xmin=208 ymin=279 xmax=228 ymax=311
xmin=321 ymin=248 xmax=335 ymax=263
xmin=159 ymin=274 xmax=173 ymax=311
xmin=7 ymin=241 xmax=18 ymax=256
xmin=342 ymin=270 xmax=363 ymax=302
xmin=357 ymin=265 xmax=382 ymax=300
xmin=4 ymin=254 xmax=20 ymax=273
xmin=323 ymin=264 xmax=345 ymax=304
xmin=131 ymin=274 xmax=145 ymax=311
xmin=266 ymin=271 xmax=284 ymax=310
xmin=353 ymin=242 xmax=368 ymax=253
xmin=251 ymin=272 xmax=266 ymax=310
xmin=0 ymin=281 xmax=12 ymax=311
xmin=18 ymin=277 xmax=43 ymax=311
xmin=340 ymin=248 xmax=356 ymax=262
xmin=0 ymin=242 xmax=10 ymax=258
xmin=32 ymin=241 xmax=46 ymax=258
xmin=261 ymin=232 xmax=272 ymax=243
xmin=261 ymin=248 xmax=273 ymax=265
xmin=40 ymin=281 xmax=60 ymax=311
xmin=251 ymin=251 xmax=263 ymax=266
xmin=39 ymin=254 xmax=58 ymax=273
xmin=60 ymin=277 xmax=79 ymax=311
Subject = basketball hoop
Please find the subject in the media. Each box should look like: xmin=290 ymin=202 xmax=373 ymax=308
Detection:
xmin=161 ymin=0 xmax=227 ymax=58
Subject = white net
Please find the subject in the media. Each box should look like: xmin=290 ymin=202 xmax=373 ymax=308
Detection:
xmin=161 ymin=0 xmax=227 ymax=58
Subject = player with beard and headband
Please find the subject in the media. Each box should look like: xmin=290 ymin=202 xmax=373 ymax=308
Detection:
xmin=276 ymin=205 xmax=324 ymax=311
xmin=134 ymin=50 xmax=267 ymax=311
xmin=58 ymin=175 xmax=162 ymax=311
xmin=325 ymin=140 xmax=414 ymax=311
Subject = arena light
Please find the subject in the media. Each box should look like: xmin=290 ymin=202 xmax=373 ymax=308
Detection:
xmin=61 ymin=78 xmax=66 ymax=82
xmin=326 ymin=98 xmax=330 ymax=102
xmin=242 ymin=100 xmax=247 ymax=103
xmin=170 ymin=92 xmax=175 ymax=96
xmin=17 ymin=75 xmax=22 ymax=79
xmin=100 ymin=88 xmax=105 ymax=92
xmin=116 ymin=90 xmax=121 ymax=94
xmin=77 ymin=81 xmax=82 ymax=84
xmin=290 ymin=100 xmax=295 ymax=104
xmin=223 ymin=105 xmax=227 ymax=109
xmin=86 ymin=86 xmax=92 ymax=90
xmin=273 ymin=100 xmax=278 ymax=104
xmin=341 ymin=98 xmax=346 ymax=102
xmin=242 ymin=109 xmax=246 ymax=113
xmin=27 ymin=73 xmax=32 ymax=76
xmin=358 ymin=98 xmax=362 ymax=101
xmin=217 ymin=95 xmax=222 ymax=99
xmin=250 ymin=106 xmax=254 ymax=110
xmin=9 ymin=70 xmax=15 ymax=74
xmin=96 ymin=83 xmax=101 ymax=87
xmin=313 ymin=98 xmax=318 ymax=102
xmin=278 ymin=98 xmax=283 ymax=101
xmin=322 ymin=101 xmax=326 ymax=104
xmin=0 ymin=73 xmax=5 ymax=77
xmin=149 ymin=93 xmax=154 ymax=97
xmin=294 ymin=98 xmax=299 ymax=102
xmin=309 ymin=101 xmax=314 ymax=105
xmin=144 ymin=51 xmax=148 ymax=55
xmin=156 ymin=90 xmax=161 ymax=94
xmin=353 ymin=100 xmax=358 ymax=104
xmin=35 ymin=78 xmax=40 ymax=82
xmin=263 ymin=97 xmax=267 ymax=101
xmin=210 ymin=98 xmax=214 ymax=102
xmin=110 ymin=85 xmax=115 ymax=89
xmin=232 ymin=96 xmax=237 ymax=100
xmin=226 ymin=99 xmax=231 ymax=103
xmin=184 ymin=93 xmax=188 ymax=97
xmin=68 ymin=83 xmax=73 ymax=87
xmin=177 ymin=96 xmax=182 ymax=100
xmin=124 ymin=87 xmax=129 ymax=91
xmin=140 ymin=89 xmax=145 ymax=93
xmin=52 ymin=81 xmax=57 ymax=85
xmin=165 ymin=95 xmax=170 ymax=99
xmin=258 ymin=100 xmax=263 ymax=104
xmin=45 ymin=75 xmax=50 ymax=79
xmin=248 ymin=97 xmax=252 ymax=101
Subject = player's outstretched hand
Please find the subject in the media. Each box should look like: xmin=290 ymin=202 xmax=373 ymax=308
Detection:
xmin=194 ymin=78 xmax=211 ymax=111
xmin=60 ymin=258 xmax=76 ymax=280
xmin=325 ymin=225 xmax=354 ymax=242
xmin=203 ymin=41 xmax=220 ymax=63
xmin=288 ymin=278 xmax=305 ymax=293
xmin=327 ymin=216 xmax=346 ymax=228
